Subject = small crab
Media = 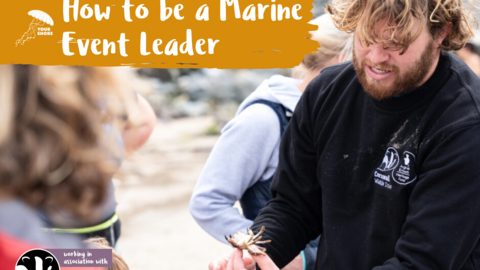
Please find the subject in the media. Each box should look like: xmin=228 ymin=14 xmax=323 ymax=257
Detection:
xmin=225 ymin=226 xmax=272 ymax=255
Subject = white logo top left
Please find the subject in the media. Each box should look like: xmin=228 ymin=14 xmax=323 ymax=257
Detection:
xmin=16 ymin=10 xmax=54 ymax=47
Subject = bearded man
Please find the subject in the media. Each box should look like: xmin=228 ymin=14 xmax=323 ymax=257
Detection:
xmin=209 ymin=0 xmax=480 ymax=269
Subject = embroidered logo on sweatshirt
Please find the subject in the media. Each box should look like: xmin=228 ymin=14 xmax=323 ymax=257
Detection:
xmin=374 ymin=148 xmax=417 ymax=189
xmin=377 ymin=147 xmax=399 ymax=171
xmin=392 ymin=151 xmax=417 ymax=185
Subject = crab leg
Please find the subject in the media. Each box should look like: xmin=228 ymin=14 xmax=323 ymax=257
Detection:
xmin=256 ymin=245 xmax=267 ymax=252
xmin=225 ymin=235 xmax=240 ymax=249
xmin=247 ymin=245 xmax=266 ymax=256
xmin=252 ymin=226 xmax=266 ymax=241
xmin=247 ymin=235 xmax=262 ymax=245
xmin=255 ymin=240 xmax=272 ymax=244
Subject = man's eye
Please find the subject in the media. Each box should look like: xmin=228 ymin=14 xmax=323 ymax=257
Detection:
xmin=384 ymin=43 xmax=402 ymax=51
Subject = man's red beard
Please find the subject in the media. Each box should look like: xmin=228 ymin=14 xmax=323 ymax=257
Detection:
xmin=353 ymin=39 xmax=435 ymax=100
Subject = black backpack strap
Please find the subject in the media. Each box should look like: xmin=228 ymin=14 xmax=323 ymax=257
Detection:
xmin=243 ymin=99 xmax=291 ymax=137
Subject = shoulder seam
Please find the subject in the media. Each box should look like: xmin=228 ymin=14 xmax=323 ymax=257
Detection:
xmin=422 ymin=120 xmax=480 ymax=149
xmin=450 ymin=68 xmax=480 ymax=118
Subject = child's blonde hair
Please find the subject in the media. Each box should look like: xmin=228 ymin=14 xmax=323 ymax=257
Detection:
xmin=84 ymin=237 xmax=129 ymax=270
xmin=292 ymin=14 xmax=353 ymax=79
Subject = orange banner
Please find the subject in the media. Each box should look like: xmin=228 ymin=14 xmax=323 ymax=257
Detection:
xmin=1 ymin=0 xmax=319 ymax=68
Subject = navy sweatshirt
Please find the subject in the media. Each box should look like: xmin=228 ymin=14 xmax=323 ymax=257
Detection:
xmin=251 ymin=52 xmax=480 ymax=270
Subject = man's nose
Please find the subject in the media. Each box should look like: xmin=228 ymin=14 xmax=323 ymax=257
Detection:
xmin=368 ymin=44 xmax=390 ymax=65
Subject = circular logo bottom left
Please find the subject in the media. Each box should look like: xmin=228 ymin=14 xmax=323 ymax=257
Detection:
xmin=16 ymin=249 xmax=60 ymax=270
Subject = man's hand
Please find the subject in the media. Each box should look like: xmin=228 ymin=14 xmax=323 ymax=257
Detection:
xmin=209 ymin=249 xmax=280 ymax=270
xmin=208 ymin=255 xmax=230 ymax=270
xmin=281 ymin=254 xmax=303 ymax=270
xmin=209 ymin=250 xmax=255 ymax=270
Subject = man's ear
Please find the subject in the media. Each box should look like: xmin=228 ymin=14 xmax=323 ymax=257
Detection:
xmin=435 ymin=22 xmax=452 ymax=48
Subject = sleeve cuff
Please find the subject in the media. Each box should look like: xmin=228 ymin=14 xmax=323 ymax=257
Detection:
xmin=301 ymin=250 xmax=306 ymax=270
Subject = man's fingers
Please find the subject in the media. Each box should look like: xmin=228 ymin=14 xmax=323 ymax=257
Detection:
xmin=208 ymin=261 xmax=218 ymax=270
xmin=232 ymin=249 xmax=247 ymax=270
xmin=212 ymin=249 xmax=255 ymax=270
xmin=211 ymin=262 xmax=220 ymax=270
xmin=209 ymin=256 xmax=229 ymax=270
xmin=243 ymin=252 xmax=256 ymax=270
xmin=248 ymin=246 xmax=279 ymax=270
xmin=226 ymin=249 xmax=237 ymax=270
xmin=209 ymin=260 xmax=226 ymax=270
xmin=251 ymin=255 xmax=279 ymax=270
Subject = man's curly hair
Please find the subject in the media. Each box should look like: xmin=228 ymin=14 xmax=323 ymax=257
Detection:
xmin=326 ymin=0 xmax=478 ymax=54
xmin=0 ymin=65 xmax=135 ymax=225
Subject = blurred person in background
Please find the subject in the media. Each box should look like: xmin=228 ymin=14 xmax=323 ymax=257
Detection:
xmin=0 ymin=65 xmax=153 ymax=268
xmin=189 ymin=14 xmax=353 ymax=270
xmin=456 ymin=42 xmax=480 ymax=76
xmin=39 ymin=71 xmax=156 ymax=248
